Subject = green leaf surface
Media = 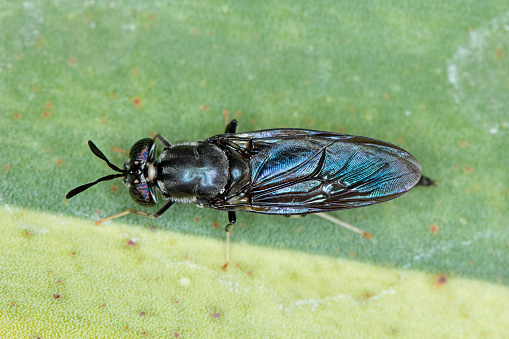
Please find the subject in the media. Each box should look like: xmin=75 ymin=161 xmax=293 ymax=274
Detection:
xmin=0 ymin=0 xmax=508 ymax=337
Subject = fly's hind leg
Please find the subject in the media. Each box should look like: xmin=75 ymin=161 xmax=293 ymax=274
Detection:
xmin=221 ymin=211 xmax=236 ymax=271
xmin=225 ymin=119 xmax=237 ymax=134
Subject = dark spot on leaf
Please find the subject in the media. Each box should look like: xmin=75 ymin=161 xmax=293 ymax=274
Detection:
xmin=434 ymin=274 xmax=448 ymax=288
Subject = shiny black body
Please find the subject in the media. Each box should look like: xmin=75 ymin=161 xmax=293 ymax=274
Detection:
xmin=156 ymin=143 xmax=230 ymax=201
xmin=66 ymin=120 xmax=425 ymax=228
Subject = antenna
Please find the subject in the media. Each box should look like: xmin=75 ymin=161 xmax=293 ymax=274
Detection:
xmin=66 ymin=140 xmax=126 ymax=199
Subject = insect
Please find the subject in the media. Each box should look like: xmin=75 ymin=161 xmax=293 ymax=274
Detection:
xmin=67 ymin=119 xmax=428 ymax=268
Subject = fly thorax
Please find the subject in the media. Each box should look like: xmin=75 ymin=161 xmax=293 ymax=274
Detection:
xmin=155 ymin=143 xmax=229 ymax=199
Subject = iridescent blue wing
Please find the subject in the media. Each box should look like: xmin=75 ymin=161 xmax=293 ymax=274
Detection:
xmin=209 ymin=129 xmax=421 ymax=215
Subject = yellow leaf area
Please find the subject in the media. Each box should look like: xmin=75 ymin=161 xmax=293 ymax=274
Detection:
xmin=0 ymin=206 xmax=507 ymax=338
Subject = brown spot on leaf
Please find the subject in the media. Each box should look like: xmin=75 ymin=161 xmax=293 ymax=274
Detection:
xmin=222 ymin=109 xmax=230 ymax=122
xmin=495 ymin=47 xmax=503 ymax=59
xmin=112 ymin=146 xmax=128 ymax=154
xmin=430 ymin=224 xmax=439 ymax=234
xmin=132 ymin=97 xmax=142 ymax=107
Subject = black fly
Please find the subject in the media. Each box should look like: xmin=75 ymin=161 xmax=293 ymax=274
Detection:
xmin=67 ymin=120 xmax=431 ymax=268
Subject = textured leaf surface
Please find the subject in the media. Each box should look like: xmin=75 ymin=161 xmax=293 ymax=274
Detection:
xmin=0 ymin=0 xmax=507 ymax=337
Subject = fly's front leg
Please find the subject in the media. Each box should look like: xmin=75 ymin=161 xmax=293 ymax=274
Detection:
xmin=224 ymin=119 xmax=237 ymax=134
xmin=95 ymin=200 xmax=175 ymax=225
xmin=221 ymin=211 xmax=236 ymax=270
xmin=154 ymin=134 xmax=171 ymax=147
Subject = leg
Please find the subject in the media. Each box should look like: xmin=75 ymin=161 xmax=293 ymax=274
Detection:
xmin=154 ymin=134 xmax=171 ymax=147
xmin=417 ymin=175 xmax=435 ymax=187
xmin=224 ymin=119 xmax=237 ymax=134
xmin=315 ymin=213 xmax=372 ymax=239
xmin=95 ymin=200 xmax=175 ymax=225
xmin=221 ymin=211 xmax=236 ymax=270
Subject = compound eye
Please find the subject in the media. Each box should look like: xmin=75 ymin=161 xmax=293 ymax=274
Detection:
xmin=129 ymin=183 xmax=156 ymax=207
xmin=129 ymin=138 xmax=156 ymax=162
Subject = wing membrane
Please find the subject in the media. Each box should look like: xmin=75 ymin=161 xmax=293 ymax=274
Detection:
xmin=208 ymin=129 xmax=421 ymax=215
